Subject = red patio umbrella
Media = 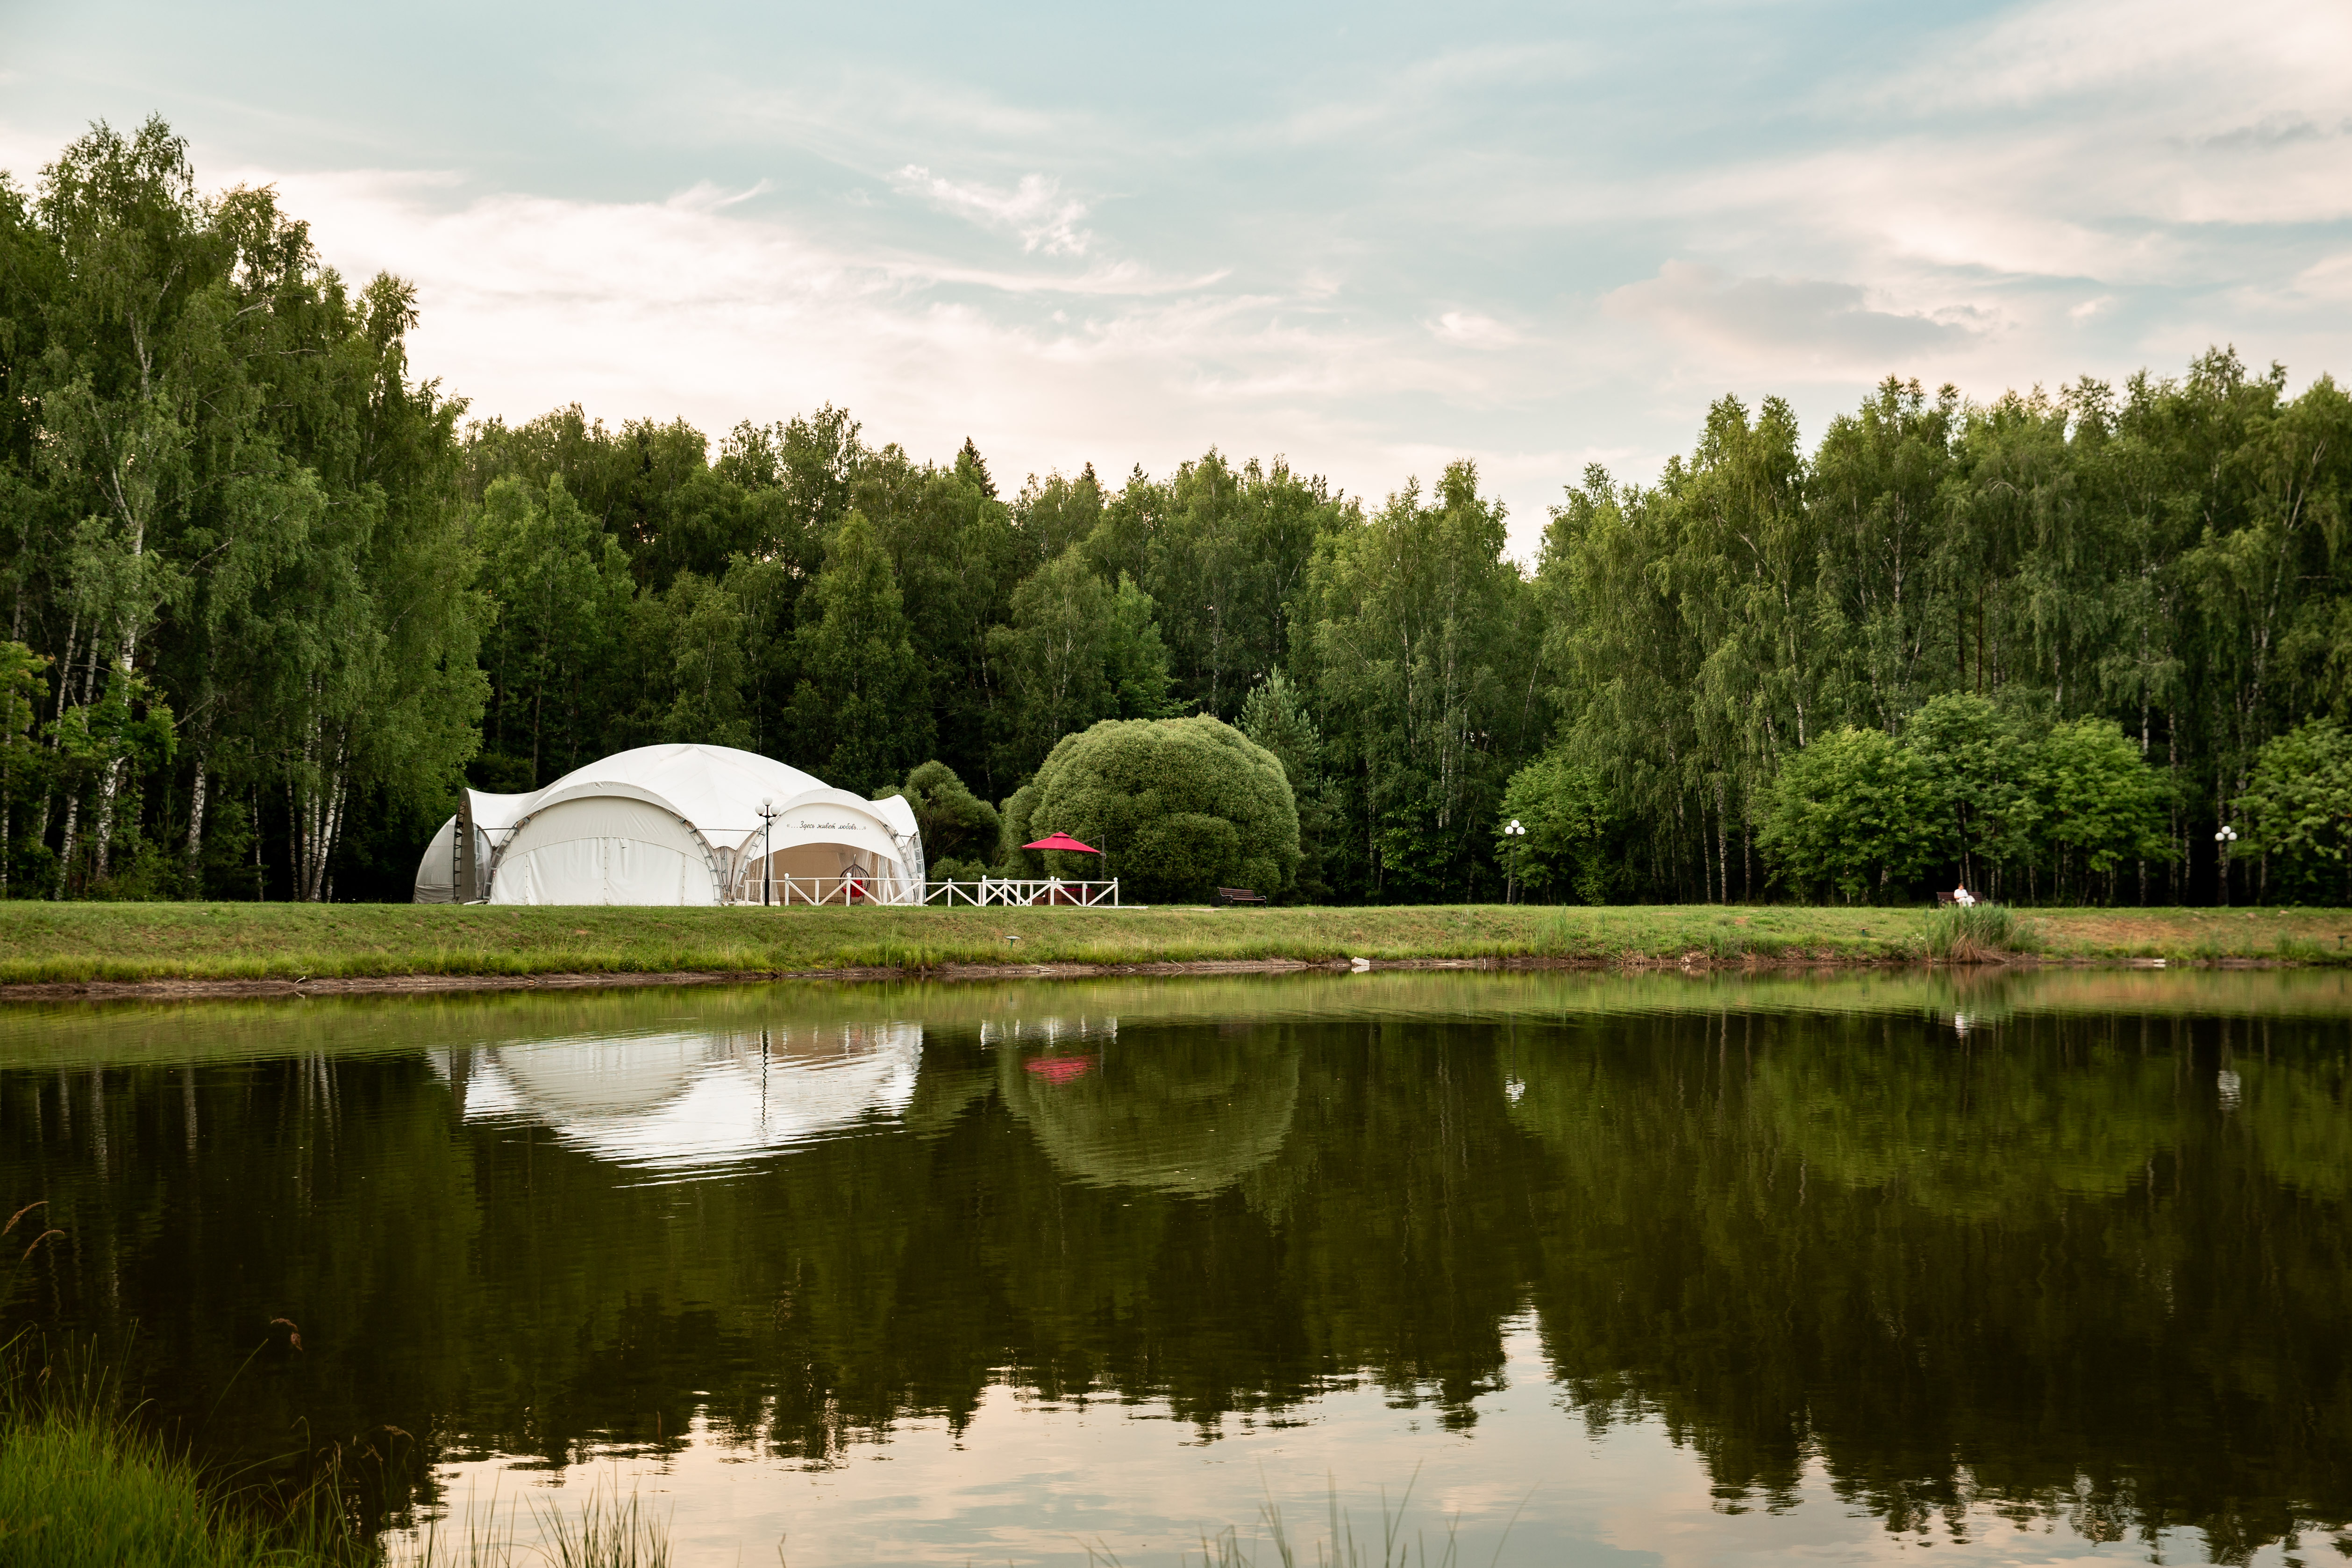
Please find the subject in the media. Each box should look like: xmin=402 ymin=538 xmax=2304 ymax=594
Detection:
xmin=1022 ymin=832 xmax=1099 ymax=854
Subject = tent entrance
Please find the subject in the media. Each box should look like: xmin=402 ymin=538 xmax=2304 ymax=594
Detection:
xmin=738 ymin=841 xmax=880 ymax=905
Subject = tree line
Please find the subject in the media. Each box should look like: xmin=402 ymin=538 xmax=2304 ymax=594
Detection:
xmin=2 ymin=118 xmax=2348 ymax=904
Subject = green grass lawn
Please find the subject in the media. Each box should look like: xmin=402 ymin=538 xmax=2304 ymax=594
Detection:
xmin=0 ymin=901 xmax=2346 ymax=986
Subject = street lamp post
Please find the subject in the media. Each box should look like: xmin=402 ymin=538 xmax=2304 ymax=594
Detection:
xmin=759 ymin=798 xmax=779 ymax=906
xmin=1504 ymin=818 xmax=1527 ymax=905
xmin=2215 ymin=823 xmax=2238 ymax=908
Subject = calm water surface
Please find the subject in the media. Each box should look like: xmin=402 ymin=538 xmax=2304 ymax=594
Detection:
xmin=4 ymin=969 xmax=2349 ymax=1566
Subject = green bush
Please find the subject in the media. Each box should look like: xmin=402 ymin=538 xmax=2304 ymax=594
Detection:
xmin=879 ymin=761 xmax=1002 ymax=875
xmin=1761 ymin=699 xmax=2171 ymax=904
xmin=999 ymin=715 xmax=1299 ymax=902
xmin=1760 ymin=727 xmax=1943 ymax=902
xmin=2240 ymin=719 xmax=2352 ymax=903
xmin=1496 ymin=751 xmax=1619 ymax=904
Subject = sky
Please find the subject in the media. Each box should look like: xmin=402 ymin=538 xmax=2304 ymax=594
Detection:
xmin=3 ymin=0 xmax=2349 ymax=555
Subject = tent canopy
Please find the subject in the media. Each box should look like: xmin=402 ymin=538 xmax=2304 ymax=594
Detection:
xmin=413 ymin=744 xmax=924 ymax=906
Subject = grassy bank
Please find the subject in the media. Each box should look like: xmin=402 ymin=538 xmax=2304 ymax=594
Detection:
xmin=0 ymin=901 xmax=2347 ymax=988
xmin=0 ymin=1409 xmax=673 ymax=1567
xmin=0 ymin=1340 xmax=672 ymax=1568
xmin=0 ymin=1330 xmax=330 ymax=1568
xmin=0 ymin=1409 xmax=305 ymax=1568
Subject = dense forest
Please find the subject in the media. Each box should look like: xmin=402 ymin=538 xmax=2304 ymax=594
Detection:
xmin=3 ymin=118 xmax=2349 ymax=905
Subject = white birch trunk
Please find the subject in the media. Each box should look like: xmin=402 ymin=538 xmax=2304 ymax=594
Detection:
xmin=56 ymin=795 xmax=79 ymax=898
xmin=185 ymin=749 xmax=209 ymax=893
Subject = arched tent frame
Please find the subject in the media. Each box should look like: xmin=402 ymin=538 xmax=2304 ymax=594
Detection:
xmin=723 ymin=787 xmax=923 ymax=905
xmin=490 ymin=782 xmax=729 ymax=906
xmin=412 ymin=791 xmax=534 ymax=904
xmin=413 ymin=744 xmax=925 ymax=906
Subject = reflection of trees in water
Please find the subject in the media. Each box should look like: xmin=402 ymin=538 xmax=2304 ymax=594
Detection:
xmin=994 ymin=1017 xmax=1300 ymax=1196
xmin=1509 ymin=1010 xmax=2352 ymax=1558
xmin=4 ymin=1006 xmax=2350 ymax=1558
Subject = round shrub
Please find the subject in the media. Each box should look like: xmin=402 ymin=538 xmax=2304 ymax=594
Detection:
xmin=1000 ymin=715 xmax=1300 ymax=902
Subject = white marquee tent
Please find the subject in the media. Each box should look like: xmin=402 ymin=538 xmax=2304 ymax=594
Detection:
xmin=412 ymin=743 xmax=924 ymax=906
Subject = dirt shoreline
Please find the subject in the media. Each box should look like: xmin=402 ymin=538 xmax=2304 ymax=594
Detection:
xmin=0 ymin=950 xmax=2225 ymax=1002
xmin=0 ymin=955 xmax=1456 ymax=1000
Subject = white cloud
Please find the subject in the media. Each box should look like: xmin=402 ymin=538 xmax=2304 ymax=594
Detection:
xmin=891 ymin=165 xmax=1093 ymax=256
xmin=1429 ymin=311 xmax=1518 ymax=350
xmin=2282 ymin=252 xmax=2352 ymax=303
xmin=1877 ymin=0 xmax=2352 ymax=115
xmin=1605 ymin=262 xmax=1990 ymax=376
xmin=239 ymin=163 xmax=1584 ymax=554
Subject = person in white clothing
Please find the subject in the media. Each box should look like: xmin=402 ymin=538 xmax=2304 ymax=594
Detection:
xmin=1953 ymin=884 xmax=1976 ymax=907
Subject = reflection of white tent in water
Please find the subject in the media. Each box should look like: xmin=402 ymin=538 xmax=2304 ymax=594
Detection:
xmin=431 ymin=1022 xmax=921 ymax=1172
xmin=411 ymin=743 xmax=924 ymax=905
xmin=993 ymin=1017 xmax=1301 ymax=1197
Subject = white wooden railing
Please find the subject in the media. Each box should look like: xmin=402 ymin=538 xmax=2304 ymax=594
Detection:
xmin=742 ymin=874 xmax=898 ymax=905
xmin=918 ymin=877 xmax=1122 ymax=907
xmin=728 ymin=875 xmax=1121 ymax=908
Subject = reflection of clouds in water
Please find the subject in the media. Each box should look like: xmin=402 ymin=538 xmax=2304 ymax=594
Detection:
xmin=434 ymin=1023 xmax=920 ymax=1175
xmin=408 ymin=1314 xmax=2214 ymax=1568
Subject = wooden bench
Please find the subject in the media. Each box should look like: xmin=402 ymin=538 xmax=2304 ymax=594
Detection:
xmin=1216 ymin=886 xmax=1268 ymax=906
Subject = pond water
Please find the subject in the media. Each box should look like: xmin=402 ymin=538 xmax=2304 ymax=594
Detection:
xmin=4 ymin=969 xmax=2350 ymax=1566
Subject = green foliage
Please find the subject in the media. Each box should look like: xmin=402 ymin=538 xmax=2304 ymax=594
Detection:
xmin=474 ymin=476 xmax=637 ymax=784
xmin=887 ymin=759 xmax=1001 ymax=873
xmin=1902 ymin=693 xmax=2033 ymax=877
xmin=1107 ymin=451 xmax=1347 ymax=720
xmin=1299 ymin=463 xmax=1537 ymax=902
xmin=1759 ymin=727 xmax=1944 ymax=902
xmin=0 ymin=643 xmax=48 ymax=898
xmin=1497 ymin=751 xmax=1618 ymax=904
xmin=2240 ymin=719 xmax=2352 ymax=900
xmin=1240 ymin=670 xmax=1331 ymax=901
xmin=1759 ymin=705 xmax=2171 ymax=903
xmin=2030 ymin=716 xmax=2172 ymax=880
xmin=986 ymin=545 xmax=1173 ymax=782
xmin=1543 ymin=365 xmax=2352 ymax=904
xmin=1000 ymin=714 xmax=1298 ymax=901
xmin=659 ymin=570 xmax=750 ymax=747
xmin=0 ymin=118 xmax=487 ymax=901
xmin=788 ymin=511 xmax=931 ymax=795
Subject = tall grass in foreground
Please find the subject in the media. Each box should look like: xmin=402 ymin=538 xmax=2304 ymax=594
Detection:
xmin=0 ymin=1334 xmax=329 ymax=1568
xmin=1921 ymin=903 xmax=2036 ymax=962
xmin=1088 ymin=1470 xmax=1525 ymax=1568
xmin=400 ymin=1482 xmax=670 ymax=1568
xmin=0 ymin=1327 xmax=674 ymax=1568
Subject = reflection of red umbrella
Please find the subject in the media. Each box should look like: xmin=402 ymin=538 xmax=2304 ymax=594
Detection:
xmin=1023 ymin=832 xmax=1099 ymax=854
xmin=1023 ymin=1054 xmax=1098 ymax=1083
